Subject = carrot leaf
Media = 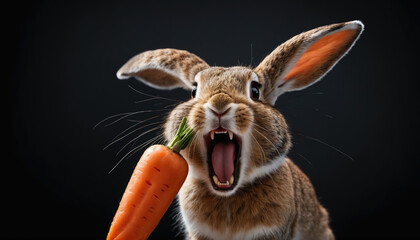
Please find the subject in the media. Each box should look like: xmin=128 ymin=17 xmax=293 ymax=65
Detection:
xmin=167 ymin=117 xmax=195 ymax=153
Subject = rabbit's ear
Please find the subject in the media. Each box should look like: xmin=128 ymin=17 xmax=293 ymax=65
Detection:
xmin=255 ymin=20 xmax=364 ymax=105
xmin=117 ymin=48 xmax=209 ymax=90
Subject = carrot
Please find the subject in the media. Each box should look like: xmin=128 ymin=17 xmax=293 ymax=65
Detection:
xmin=106 ymin=117 xmax=194 ymax=240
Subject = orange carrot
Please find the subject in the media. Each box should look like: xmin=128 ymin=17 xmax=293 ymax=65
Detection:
xmin=107 ymin=117 xmax=193 ymax=240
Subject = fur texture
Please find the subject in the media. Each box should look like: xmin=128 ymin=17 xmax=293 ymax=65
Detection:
xmin=117 ymin=20 xmax=364 ymax=240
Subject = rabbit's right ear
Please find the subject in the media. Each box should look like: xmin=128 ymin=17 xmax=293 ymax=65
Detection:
xmin=255 ymin=20 xmax=364 ymax=105
xmin=117 ymin=48 xmax=209 ymax=90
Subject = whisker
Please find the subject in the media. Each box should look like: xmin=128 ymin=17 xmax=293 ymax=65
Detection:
xmin=103 ymin=120 xmax=164 ymax=150
xmin=93 ymin=112 xmax=132 ymax=130
xmin=164 ymin=102 xmax=183 ymax=109
xmin=157 ymin=132 xmax=168 ymax=145
xmin=108 ymin=130 xmax=163 ymax=174
xmin=189 ymin=131 xmax=200 ymax=162
xmin=308 ymin=92 xmax=324 ymax=95
xmin=129 ymin=125 xmax=165 ymax=148
xmin=250 ymin=133 xmax=266 ymax=161
xmin=134 ymin=97 xmax=163 ymax=104
xmin=125 ymin=133 xmax=165 ymax=160
xmin=93 ymin=109 xmax=169 ymax=130
xmin=155 ymin=134 xmax=167 ymax=146
xmin=297 ymin=133 xmax=354 ymax=161
xmin=246 ymin=114 xmax=352 ymax=162
xmin=247 ymin=119 xmax=287 ymax=158
xmin=111 ymin=115 xmax=162 ymax=141
xmin=296 ymin=152 xmax=313 ymax=166
xmin=116 ymin=125 xmax=164 ymax=156
xmin=104 ymin=109 xmax=168 ymax=127
xmin=128 ymin=85 xmax=182 ymax=102
xmin=252 ymin=126 xmax=283 ymax=159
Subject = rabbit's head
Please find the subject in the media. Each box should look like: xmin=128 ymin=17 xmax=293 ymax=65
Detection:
xmin=117 ymin=20 xmax=363 ymax=196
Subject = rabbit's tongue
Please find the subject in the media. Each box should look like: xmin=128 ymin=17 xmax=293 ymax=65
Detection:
xmin=212 ymin=141 xmax=235 ymax=183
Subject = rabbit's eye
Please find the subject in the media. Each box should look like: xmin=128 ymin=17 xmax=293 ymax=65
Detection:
xmin=250 ymin=81 xmax=261 ymax=100
xmin=191 ymin=82 xmax=198 ymax=98
xmin=191 ymin=87 xmax=197 ymax=98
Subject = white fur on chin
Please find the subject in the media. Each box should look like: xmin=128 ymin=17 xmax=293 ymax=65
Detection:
xmin=182 ymin=216 xmax=279 ymax=240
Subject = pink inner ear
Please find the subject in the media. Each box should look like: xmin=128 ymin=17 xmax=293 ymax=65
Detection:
xmin=284 ymin=29 xmax=357 ymax=83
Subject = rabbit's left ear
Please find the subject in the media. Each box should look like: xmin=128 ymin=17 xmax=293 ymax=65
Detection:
xmin=117 ymin=48 xmax=209 ymax=90
xmin=255 ymin=20 xmax=364 ymax=105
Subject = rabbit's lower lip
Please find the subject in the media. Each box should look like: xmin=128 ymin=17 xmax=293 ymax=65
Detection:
xmin=204 ymin=129 xmax=241 ymax=191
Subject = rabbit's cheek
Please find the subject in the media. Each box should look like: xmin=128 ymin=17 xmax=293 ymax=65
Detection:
xmin=165 ymin=101 xmax=195 ymax=140
xmin=181 ymin=136 xmax=208 ymax=181
xmin=235 ymin=103 xmax=253 ymax=134
xmin=188 ymin=101 xmax=206 ymax=131
xmin=184 ymin=102 xmax=208 ymax=167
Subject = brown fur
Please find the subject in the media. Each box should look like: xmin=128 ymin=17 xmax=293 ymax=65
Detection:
xmin=117 ymin=48 xmax=209 ymax=88
xmin=116 ymin=21 xmax=363 ymax=239
xmin=180 ymin=158 xmax=333 ymax=240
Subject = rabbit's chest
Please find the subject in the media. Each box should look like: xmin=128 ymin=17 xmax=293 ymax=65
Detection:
xmin=178 ymin=175 xmax=296 ymax=239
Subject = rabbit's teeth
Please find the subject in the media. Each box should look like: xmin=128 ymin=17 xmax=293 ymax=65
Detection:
xmin=228 ymin=130 xmax=233 ymax=140
xmin=212 ymin=175 xmax=235 ymax=186
xmin=212 ymin=175 xmax=220 ymax=185
xmin=229 ymin=175 xmax=234 ymax=185
xmin=215 ymin=130 xmax=227 ymax=134
xmin=209 ymin=129 xmax=233 ymax=140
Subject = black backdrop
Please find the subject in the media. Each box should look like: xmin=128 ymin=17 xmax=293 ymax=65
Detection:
xmin=6 ymin=1 xmax=419 ymax=239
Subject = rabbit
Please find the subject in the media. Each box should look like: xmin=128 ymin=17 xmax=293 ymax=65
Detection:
xmin=116 ymin=20 xmax=364 ymax=240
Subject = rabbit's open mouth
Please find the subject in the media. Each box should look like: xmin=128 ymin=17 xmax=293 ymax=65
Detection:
xmin=204 ymin=128 xmax=242 ymax=192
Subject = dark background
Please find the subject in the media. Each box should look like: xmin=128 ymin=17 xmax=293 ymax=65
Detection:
xmin=6 ymin=1 xmax=419 ymax=239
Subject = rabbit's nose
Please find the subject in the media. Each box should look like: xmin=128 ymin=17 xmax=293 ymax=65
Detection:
xmin=207 ymin=93 xmax=233 ymax=113
xmin=208 ymin=106 xmax=231 ymax=118
xmin=208 ymin=105 xmax=232 ymax=128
